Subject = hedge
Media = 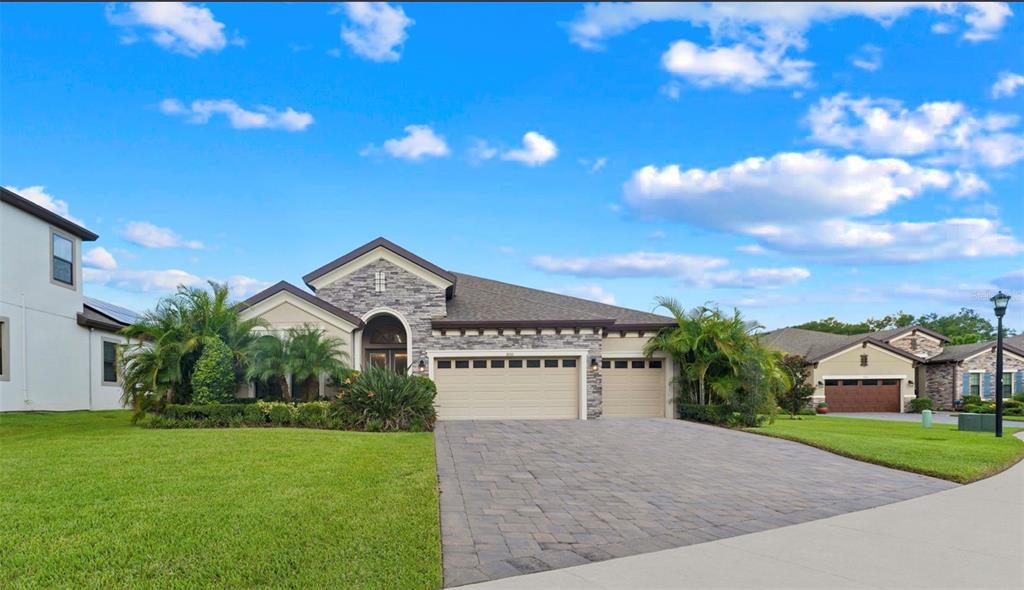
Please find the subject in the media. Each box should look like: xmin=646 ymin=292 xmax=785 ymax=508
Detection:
xmin=146 ymin=399 xmax=429 ymax=431
xmin=677 ymin=403 xmax=733 ymax=425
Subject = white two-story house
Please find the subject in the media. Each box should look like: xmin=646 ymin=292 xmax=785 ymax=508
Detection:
xmin=1 ymin=187 xmax=136 ymax=411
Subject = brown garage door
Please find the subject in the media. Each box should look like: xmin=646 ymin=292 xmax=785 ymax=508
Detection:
xmin=824 ymin=379 xmax=901 ymax=412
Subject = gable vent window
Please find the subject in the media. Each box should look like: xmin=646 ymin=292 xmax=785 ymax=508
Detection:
xmin=860 ymin=354 xmax=869 ymax=367
xmin=910 ymin=338 xmax=918 ymax=351
xmin=374 ymin=271 xmax=386 ymax=293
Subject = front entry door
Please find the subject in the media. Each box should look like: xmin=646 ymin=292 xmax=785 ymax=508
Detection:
xmin=367 ymin=349 xmax=408 ymax=373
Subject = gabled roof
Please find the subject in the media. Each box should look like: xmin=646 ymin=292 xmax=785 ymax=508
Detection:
xmin=2 ymin=187 xmax=99 ymax=241
xmin=434 ymin=273 xmax=675 ymax=329
xmin=77 ymin=298 xmax=139 ymax=332
xmin=928 ymin=338 xmax=1024 ymax=363
xmin=302 ymin=237 xmax=457 ymax=289
xmin=759 ymin=327 xmax=921 ymax=364
xmin=870 ymin=325 xmax=950 ymax=343
xmin=238 ymin=280 xmax=365 ymax=327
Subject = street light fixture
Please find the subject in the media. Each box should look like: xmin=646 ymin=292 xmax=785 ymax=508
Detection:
xmin=991 ymin=291 xmax=1011 ymax=438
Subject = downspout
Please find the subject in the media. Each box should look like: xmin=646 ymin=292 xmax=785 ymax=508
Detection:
xmin=21 ymin=292 xmax=28 ymax=405
xmin=88 ymin=327 xmax=94 ymax=410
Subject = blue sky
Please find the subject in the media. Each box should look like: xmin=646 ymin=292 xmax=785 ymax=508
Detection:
xmin=3 ymin=2 xmax=1022 ymax=330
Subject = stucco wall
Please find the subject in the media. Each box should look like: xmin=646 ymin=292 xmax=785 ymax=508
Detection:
xmin=1 ymin=203 xmax=97 ymax=411
xmin=811 ymin=343 xmax=916 ymax=411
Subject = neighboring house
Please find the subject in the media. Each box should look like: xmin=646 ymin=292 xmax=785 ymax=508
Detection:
xmin=239 ymin=237 xmax=677 ymax=420
xmin=923 ymin=334 xmax=1024 ymax=409
xmin=760 ymin=326 xmax=949 ymax=413
xmin=1 ymin=187 xmax=137 ymax=411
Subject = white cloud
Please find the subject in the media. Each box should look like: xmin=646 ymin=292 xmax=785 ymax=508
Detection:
xmin=893 ymin=282 xmax=1000 ymax=305
xmin=952 ymin=171 xmax=990 ymax=198
xmin=340 ymin=2 xmax=413 ymax=62
xmin=660 ymin=80 xmax=681 ymax=100
xmin=746 ymin=218 xmax=1023 ymax=263
xmin=648 ymin=229 xmax=666 ymax=240
xmin=580 ymin=156 xmax=608 ymax=173
xmin=624 ymin=151 xmax=950 ymax=228
xmin=531 ymin=251 xmax=809 ymax=289
xmin=991 ymin=71 xmax=1024 ymax=98
xmin=85 ymin=268 xmax=270 ymax=297
xmin=502 ymin=132 xmax=558 ymax=166
xmin=548 ymin=285 xmax=617 ymax=305
xmin=224 ymin=275 xmax=273 ymax=299
xmin=3 ymin=185 xmax=84 ymax=225
xmin=735 ymin=244 xmax=767 ymax=255
xmin=363 ymin=125 xmax=450 ymax=161
xmin=83 ymin=247 xmax=118 ymax=271
xmin=106 ymin=2 xmax=234 ymax=57
xmin=122 ymin=221 xmax=204 ymax=250
xmin=467 ymin=138 xmax=498 ymax=163
xmin=850 ymin=44 xmax=883 ymax=72
xmin=567 ymin=3 xmax=1011 ymax=50
xmin=806 ymin=93 xmax=1024 ymax=167
xmin=159 ymin=98 xmax=314 ymax=132
xmin=569 ymin=3 xmax=1007 ymax=90
xmin=661 ymin=40 xmax=812 ymax=89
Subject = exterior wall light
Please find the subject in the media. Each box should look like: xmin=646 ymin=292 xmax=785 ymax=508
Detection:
xmin=590 ymin=357 xmax=600 ymax=373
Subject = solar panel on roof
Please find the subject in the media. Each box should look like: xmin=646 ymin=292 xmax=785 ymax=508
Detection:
xmin=84 ymin=297 xmax=140 ymax=325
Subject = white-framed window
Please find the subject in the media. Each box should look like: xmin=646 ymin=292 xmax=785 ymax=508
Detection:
xmin=0 ymin=316 xmax=9 ymax=381
xmin=1002 ymin=371 xmax=1014 ymax=398
xmin=374 ymin=271 xmax=386 ymax=293
xmin=102 ymin=340 xmax=119 ymax=384
xmin=968 ymin=372 xmax=981 ymax=396
xmin=51 ymin=230 xmax=75 ymax=287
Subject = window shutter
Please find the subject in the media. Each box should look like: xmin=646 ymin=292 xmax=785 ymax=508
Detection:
xmin=1016 ymin=371 xmax=1023 ymax=395
xmin=982 ymin=372 xmax=992 ymax=400
xmin=961 ymin=372 xmax=970 ymax=397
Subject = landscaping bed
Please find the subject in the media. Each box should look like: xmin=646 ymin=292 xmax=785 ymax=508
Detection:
xmin=0 ymin=411 xmax=441 ymax=589
xmin=746 ymin=415 xmax=1024 ymax=483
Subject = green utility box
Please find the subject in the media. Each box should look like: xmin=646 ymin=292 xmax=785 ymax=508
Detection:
xmin=958 ymin=413 xmax=996 ymax=432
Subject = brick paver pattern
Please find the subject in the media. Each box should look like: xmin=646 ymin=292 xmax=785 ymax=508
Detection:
xmin=434 ymin=419 xmax=957 ymax=587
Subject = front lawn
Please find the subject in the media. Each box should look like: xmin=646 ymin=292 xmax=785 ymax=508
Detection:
xmin=747 ymin=415 xmax=1024 ymax=483
xmin=0 ymin=411 xmax=441 ymax=589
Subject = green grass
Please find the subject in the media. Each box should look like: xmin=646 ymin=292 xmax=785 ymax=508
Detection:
xmin=0 ymin=411 xmax=441 ymax=589
xmin=747 ymin=415 xmax=1024 ymax=484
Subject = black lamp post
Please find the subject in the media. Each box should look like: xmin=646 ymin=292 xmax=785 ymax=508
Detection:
xmin=991 ymin=291 xmax=1011 ymax=438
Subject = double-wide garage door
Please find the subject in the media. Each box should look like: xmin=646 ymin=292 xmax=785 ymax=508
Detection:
xmin=434 ymin=356 xmax=668 ymax=420
xmin=434 ymin=358 xmax=579 ymax=420
xmin=824 ymin=378 xmax=901 ymax=412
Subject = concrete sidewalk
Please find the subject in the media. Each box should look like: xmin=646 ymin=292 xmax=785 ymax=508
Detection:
xmin=461 ymin=438 xmax=1024 ymax=589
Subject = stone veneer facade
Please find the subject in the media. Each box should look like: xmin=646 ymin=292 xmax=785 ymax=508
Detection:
xmin=924 ymin=349 xmax=1024 ymax=409
xmin=887 ymin=333 xmax=944 ymax=360
xmin=315 ymin=258 xmax=609 ymax=418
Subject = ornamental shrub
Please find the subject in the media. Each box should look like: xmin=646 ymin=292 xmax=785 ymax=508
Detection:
xmin=677 ymin=403 xmax=732 ymax=425
xmin=191 ymin=337 xmax=237 ymax=404
xmin=334 ymin=368 xmax=437 ymax=431
xmin=910 ymin=398 xmax=934 ymax=412
xmin=296 ymin=401 xmax=329 ymax=428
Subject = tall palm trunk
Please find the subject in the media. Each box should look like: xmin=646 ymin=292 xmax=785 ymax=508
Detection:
xmin=280 ymin=376 xmax=291 ymax=402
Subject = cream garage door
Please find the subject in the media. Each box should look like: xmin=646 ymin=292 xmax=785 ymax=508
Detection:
xmin=434 ymin=357 xmax=579 ymax=420
xmin=602 ymin=358 xmax=667 ymax=417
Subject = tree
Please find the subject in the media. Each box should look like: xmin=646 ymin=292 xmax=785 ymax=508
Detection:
xmin=794 ymin=312 xmax=914 ymax=335
xmin=191 ymin=337 xmax=237 ymax=404
xmin=120 ymin=281 xmax=267 ymax=405
xmin=245 ymin=325 xmax=350 ymax=402
xmin=916 ymin=308 xmax=997 ymax=344
xmin=777 ymin=354 xmax=815 ymax=418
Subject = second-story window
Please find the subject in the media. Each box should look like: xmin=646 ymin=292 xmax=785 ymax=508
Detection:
xmin=52 ymin=232 xmax=74 ymax=286
xmin=374 ymin=271 xmax=386 ymax=293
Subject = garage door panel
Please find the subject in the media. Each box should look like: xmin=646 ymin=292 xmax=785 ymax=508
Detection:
xmin=824 ymin=379 xmax=901 ymax=412
xmin=435 ymin=358 xmax=579 ymax=420
xmin=602 ymin=359 xmax=666 ymax=418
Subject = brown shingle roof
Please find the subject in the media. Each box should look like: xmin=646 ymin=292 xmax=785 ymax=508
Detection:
xmin=239 ymin=281 xmax=365 ymax=327
xmin=928 ymin=338 xmax=1024 ymax=362
xmin=759 ymin=327 xmax=922 ymax=363
xmin=436 ymin=273 xmax=675 ymax=329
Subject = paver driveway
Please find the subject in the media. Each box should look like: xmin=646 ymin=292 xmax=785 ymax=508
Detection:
xmin=434 ymin=418 xmax=956 ymax=587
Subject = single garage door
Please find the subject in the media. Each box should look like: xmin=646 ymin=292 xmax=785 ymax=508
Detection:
xmin=602 ymin=358 xmax=667 ymax=417
xmin=824 ymin=378 xmax=901 ymax=412
xmin=434 ymin=357 xmax=579 ymax=420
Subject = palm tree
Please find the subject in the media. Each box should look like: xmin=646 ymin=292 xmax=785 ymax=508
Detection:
xmin=245 ymin=325 xmax=350 ymax=402
xmin=119 ymin=281 xmax=267 ymax=404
